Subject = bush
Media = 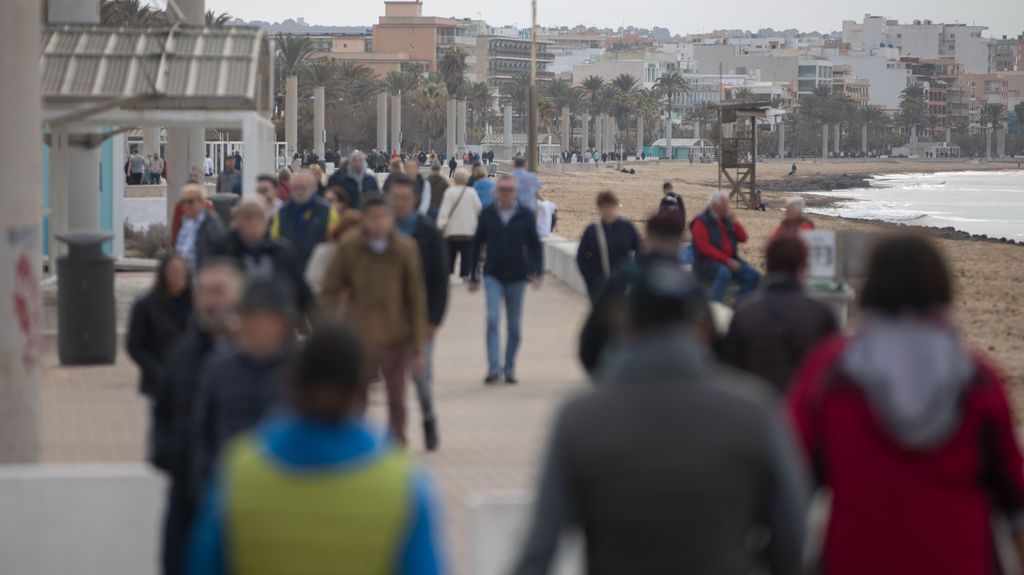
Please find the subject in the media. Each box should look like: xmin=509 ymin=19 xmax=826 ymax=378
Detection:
xmin=124 ymin=221 xmax=171 ymax=259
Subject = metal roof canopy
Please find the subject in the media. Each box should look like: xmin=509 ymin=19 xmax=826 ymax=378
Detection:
xmin=41 ymin=23 xmax=274 ymax=126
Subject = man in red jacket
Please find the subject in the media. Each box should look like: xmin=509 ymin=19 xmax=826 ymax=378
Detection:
xmin=690 ymin=191 xmax=760 ymax=302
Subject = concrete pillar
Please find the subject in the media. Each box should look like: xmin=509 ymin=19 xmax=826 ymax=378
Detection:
xmin=636 ymin=115 xmax=644 ymax=157
xmin=67 ymin=139 xmax=101 ymax=231
xmin=694 ymin=121 xmax=701 ymax=140
xmin=390 ymin=94 xmax=402 ymax=155
xmin=457 ymin=100 xmax=467 ymax=148
xmin=997 ymin=128 xmax=1006 ymax=157
xmin=594 ymin=114 xmax=603 ymax=154
xmin=862 ymin=124 xmax=868 ymax=154
xmin=945 ymin=127 xmax=951 ymax=145
xmin=446 ymin=99 xmax=457 ymax=158
xmin=143 ymin=127 xmax=161 ymax=159
xmin=285 ymin=75 xmax=298 ymax=157
xmin=665 ymin=117 xmax=673 ymax=160
xmin=910 ymin=124 xmax=918 ymax=146
xmin=561 ymin=107 xmax=571 ymax=150
xmin=0 ymin=0 xmax=43 ymax=463
xmin=778 ymin=123 xmax=786 ymax=158
xmin=313 ymin=86 xmax=325 ymax=159
xmin=833 ymin=123 xmax=841 ymax=155
xmin=606 ymin=116 xmax=615 ymax=155
xmin=821 ymin=124 xmax=828 ymax=158
xmin=581 ymin=113 xmax=590 ymax=154
xmin=165 ymin=0 xmax=204 ymax=223
xmin=376 ymin=92 xmax=388 ymax=153
xmin=986 ymin=126 xmax=992 ymax=160
xmin=502 ymin=104 xmax=513 ymax=158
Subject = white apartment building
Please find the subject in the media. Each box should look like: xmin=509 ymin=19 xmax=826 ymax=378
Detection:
xmin=827 ymin=52 xmax=912 ymax=111
xmin=842 ymin=15 xmax=989 ymax=73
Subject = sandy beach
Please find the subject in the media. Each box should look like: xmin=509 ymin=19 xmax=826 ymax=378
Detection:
xmin=537 ymin=158 xmax=1024 ymax=393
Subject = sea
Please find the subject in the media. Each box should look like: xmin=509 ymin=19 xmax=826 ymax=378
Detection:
xmin=805 ymin=170 xmax=1024 ymax=241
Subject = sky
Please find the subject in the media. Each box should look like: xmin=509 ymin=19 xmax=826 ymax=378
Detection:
xmin=199 ymin=0 xmax=1024 ymax=38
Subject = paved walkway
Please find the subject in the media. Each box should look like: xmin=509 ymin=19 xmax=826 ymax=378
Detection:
xmin=39 ymin=274 xmax=589 ymax=573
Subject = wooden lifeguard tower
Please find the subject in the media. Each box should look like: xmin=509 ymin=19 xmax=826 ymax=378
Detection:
xmin=718 ymin=101 xmax=772 ymax=208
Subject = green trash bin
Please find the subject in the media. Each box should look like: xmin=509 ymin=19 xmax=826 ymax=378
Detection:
xmin=56 ymin=231 xmax=116 ymax=365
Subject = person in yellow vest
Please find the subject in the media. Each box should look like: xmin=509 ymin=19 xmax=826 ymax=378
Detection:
xmin=187 ymin=323 xmax=447 ymax=575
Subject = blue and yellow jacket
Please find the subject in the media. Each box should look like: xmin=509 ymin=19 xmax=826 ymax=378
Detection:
xmin=188 ymin=414 xmax=446 ymax=575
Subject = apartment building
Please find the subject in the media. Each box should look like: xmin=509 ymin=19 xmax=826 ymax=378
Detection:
xmin=841 ymin=15 xmax=989 ymax=73
xmin=471 ymin=35 xmax=555 ymax=88
xmin=989 ymin=37 xmax=1019 ymax=72
xmin=833 ymin=65 xmax=870 ymax=107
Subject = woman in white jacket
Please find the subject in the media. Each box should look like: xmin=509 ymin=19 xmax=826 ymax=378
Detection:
xmin=436 ymin=168 xmax=483 ymax=278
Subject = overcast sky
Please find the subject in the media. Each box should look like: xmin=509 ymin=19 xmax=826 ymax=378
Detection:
xmin=201 ymin=0 xmax=1023 ymax=38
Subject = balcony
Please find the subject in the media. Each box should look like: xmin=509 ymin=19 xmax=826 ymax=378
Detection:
xmin=488 ymin=48 xmax=554 ymax=62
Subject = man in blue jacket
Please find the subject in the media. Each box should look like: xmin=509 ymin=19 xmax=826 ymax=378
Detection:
xmin=467 ymin=175 xmax=544 ymax=384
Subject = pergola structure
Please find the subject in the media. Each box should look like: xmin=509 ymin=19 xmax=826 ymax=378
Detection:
xmin=718 ymin=102 xmax=772 ymax=209
xmin=40 ymin=23 xmax=274 ymax=263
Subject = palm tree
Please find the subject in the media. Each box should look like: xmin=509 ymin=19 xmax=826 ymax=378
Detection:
xmin=409 ymin=81 xmax=449 ymax=150
xmin=687 ymin=101 xmax=718 ymax=139
xmin=461 ymin=81 xmax=493 ymax=144
xmin=438 ymin=47 xmax=468 ymax=97
xmin=385 ymin=70 xmax=420 ymax=96
xmin=897 ymin=84 xmax=929 ymax=136
xmin=301 ymin=58 xmax=341 ymax=97
xmin=654 ymin=71 xmax=689 ymax=158
xmin=980 ymin=103 xmax=1008 ymax=158
xmin=537 ymin=97 xmax=558 ymax=135
xmin=730 ymin=87 xmax=754 ymax=103
xmin=336 ymin=62 xmax=383 ymax=103
xmin=101 ymin=0 xmax=165 ymax=26
xmin=580 ymin=75 xmax=606 ymax=116
xmin=204 ymin=10 xmax=231 ymax=27
xmin=276 ymin=34 xmax=314 ymax=79
xmin=500 ymin=74 xmax=532 ymax=128
xmin=611 ymin=73 xmax=640 ymax=95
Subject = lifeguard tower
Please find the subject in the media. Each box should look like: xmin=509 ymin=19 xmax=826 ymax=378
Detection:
xmin=718 ymin=101 xmax=772 ymax=209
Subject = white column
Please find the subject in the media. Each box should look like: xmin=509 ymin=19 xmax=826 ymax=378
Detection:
xmin=391 ymin=94 xmax=402 ymax=155
xmin=910 ymin=124 xmax=918 ymax=146
xmin=503 ymin=104 xmax=513 ymax=159
xmin=822 ymin=124 xmax=828 ymax=158
xmin=446 ymin=99 xmax=457 ymax=158
xmin=313 ymin=86 xmax=325 ymax=159
xmin=997 ymin=128 xmax=1006 ymax=157
xmin=636 ymin=115 xmax=644 ymax=157
xmin=143 ymin=127 xmax=161 ymax=158
xmin=862 ymin=124 xmax=868 ymax=154
xmin=778 ymin=122 xmax=786 ymax=158
xmin=166 ymin=0 xmax=204 ymax=221
xmin=67 ymin=138 xmax=101 ymax=231
xmin=594 ymin=115 xmax=603 ymax=154
xmin=561 ymin=107 xmax=571 ymax=151
xmin=986 ymin=126 xmax=992 ymax=160
xmin=581 ymin=113 xmax=590 ymax=153
xmin=457 ymin=99 xmax=467 ymax=149
xmin=285 ymin=75 xmax=298 ymax=158
xmin=0 ymin=0 xmax=43 ymax=463
xmin=376 ymin=92 xmax=388 ymax=153
xmin=833 ymin=123 xmax=841 ymax=155
xmin=664 ymin=117 xmax=673 ymax=160
xmin=694 ymin=121 xmax=701 ymax=139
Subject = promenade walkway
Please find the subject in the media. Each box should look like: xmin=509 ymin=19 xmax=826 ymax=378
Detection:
xmin=38 ymin=272 xmax=589 ymax=573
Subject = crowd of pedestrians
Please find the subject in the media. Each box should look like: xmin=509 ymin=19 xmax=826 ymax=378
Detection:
xmin=126 ymin=148 xmax=1024 ymax=574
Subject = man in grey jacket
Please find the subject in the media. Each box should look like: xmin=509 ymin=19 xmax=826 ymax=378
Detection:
xmin=512 ymin=259 xmax=810 ymax=575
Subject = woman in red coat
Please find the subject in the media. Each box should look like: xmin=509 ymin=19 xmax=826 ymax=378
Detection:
xmin=788 ymin=233 xmax=1024 ymax=575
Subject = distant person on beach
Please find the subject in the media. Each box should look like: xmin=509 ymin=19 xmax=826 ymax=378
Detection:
xmin=773 ymin=197 xmax=815 ymax=238
xmin=659 ymin=181 xmax=686 ymax=224
xmin=788 ymin=162 xmax=797 ymax=176
xmin=690 ymin=191 xmax=760 ymax=303
xmin=788 ymin=234 xmax=1024 ymax=575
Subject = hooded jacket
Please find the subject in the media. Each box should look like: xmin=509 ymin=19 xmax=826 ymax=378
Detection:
xmin=788 ymin=317 xmax=1024 ymax=575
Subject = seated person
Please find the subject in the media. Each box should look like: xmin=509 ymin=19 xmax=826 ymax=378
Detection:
xmin=690 ymin=191 xmax=760 ymax=303
xmin=773 ymin=197 xmax=815 ymax=237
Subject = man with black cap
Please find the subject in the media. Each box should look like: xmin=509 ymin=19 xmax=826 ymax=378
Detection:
xmin=190 ymin=279 xmax=296 ymax=495
xmin=512 ymin=258 xmax=809 ymax=575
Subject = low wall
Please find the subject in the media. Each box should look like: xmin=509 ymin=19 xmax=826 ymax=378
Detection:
xmin=542 ymin=235 xmax=586 ymax=295
xmin=0 ymin=464 xmax=166 ymax=575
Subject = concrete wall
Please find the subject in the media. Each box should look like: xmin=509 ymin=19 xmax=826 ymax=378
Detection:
xmin=0 ymin=465 xmax=166 ymax=575
xmin=542 ymin=236 xmax=586 ymax=295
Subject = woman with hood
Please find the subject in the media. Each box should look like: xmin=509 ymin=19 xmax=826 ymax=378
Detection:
xmin=327 ymin=150 xmax=379 ymax=209
xmin=788 ymin=233 xmax=1024 ymax=575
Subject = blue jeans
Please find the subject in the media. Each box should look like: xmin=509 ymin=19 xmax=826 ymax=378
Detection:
xmin=484 ymin=276 xmax=526 ymax=376
xmin=702 ymin=260 xmax=760 ymax=303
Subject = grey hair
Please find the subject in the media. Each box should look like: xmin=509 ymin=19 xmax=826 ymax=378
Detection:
xmin=453 ymin=168 xmax=471 ymax=185
xmin=786 ymin=196 xmax=806 ymax=211
xmin=707 ymin=190 xmax=729 ymax=207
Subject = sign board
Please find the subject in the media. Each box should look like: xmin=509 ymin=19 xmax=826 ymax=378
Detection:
xmin=801 ymin=230 xmax=838 ymax=279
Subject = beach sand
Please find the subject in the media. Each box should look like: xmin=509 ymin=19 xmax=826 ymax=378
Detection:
xmin=537 ymin=158 xmax=1024 ymax=393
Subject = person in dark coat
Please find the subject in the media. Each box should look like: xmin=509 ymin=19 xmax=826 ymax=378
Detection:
xmin=219 ymin=199 xmax=314 ymax=319
xmin=126 ymin=253 xmax=192 ymax=398
xmin=723 ymin=235 xmax=838 ymax=393
xmin=326 ymin=150 xmax=379 ymax=209
xmin=448 ymin=156 xmax=458 ymax=178
xmin=467 ymin=175 xmax=544 ymax=384
xmin=576 ymin=191 xmax=643 ymax=303
xmin=151 ymin=259 xmax=245 ymax=575
xmin=191 ymin=280 xmax=295 ymax=496
xmin=579 ymin=213 xmax=686 ymax=376
xmin=512 ymin=258 xmax=808 ymax=575
xmin=391 ymin=174 xmax=449 ymax=451
xmin=658 ymin=181 xmax=686 ymax=225
xmin=271 ymin=170 xmax=338 ymax=275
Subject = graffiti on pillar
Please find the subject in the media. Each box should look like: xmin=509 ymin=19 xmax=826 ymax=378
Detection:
xmin=7 ymin=224 xmax=41 ymax=374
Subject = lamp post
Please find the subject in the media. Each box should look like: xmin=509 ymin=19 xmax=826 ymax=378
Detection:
xmin=527 ymin=0 xmax=539 ymax=172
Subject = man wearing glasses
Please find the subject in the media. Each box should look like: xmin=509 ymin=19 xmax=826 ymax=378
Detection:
xmin=175 ymin=183 xmax=227 ymax=275
xmin=467 ymin=175 xmax=544 ymax=385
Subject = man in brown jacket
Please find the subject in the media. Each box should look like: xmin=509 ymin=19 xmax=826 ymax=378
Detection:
xmin=320 ymin=192 xmax=428 ymax=444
